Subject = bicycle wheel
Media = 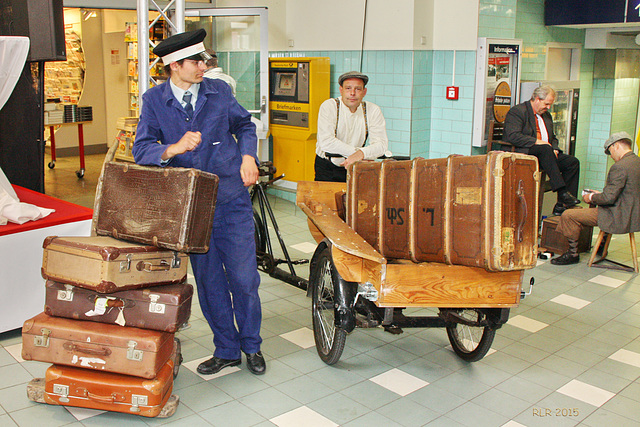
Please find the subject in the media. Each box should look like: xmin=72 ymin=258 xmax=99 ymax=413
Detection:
xmin=445 ymin=309 xmax=496 ymax=362
xmin=310 ymin=245 xmax=347 ymax=365
xmin=253 ymin=209 xmax=267 ymax=253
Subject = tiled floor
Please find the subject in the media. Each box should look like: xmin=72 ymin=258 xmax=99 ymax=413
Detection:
xmin=1 ymin=153 xmax=639 ymax=426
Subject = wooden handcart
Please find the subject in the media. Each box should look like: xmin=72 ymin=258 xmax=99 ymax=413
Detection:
xmin=297 ymin=181 xmax=532 ymax=364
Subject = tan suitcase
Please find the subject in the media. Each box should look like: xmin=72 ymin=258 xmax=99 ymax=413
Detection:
xmin=22 ymin=312 xmax=174 ymax=379
xmin=42 ymin=236 xmax=188 ymax=293
xmin=347 ymin=160 xmax=382 ymax=249
xmin=379 ymin=159 xmax=412 ymax=259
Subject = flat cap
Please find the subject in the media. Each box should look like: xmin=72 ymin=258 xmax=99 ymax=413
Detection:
xmin=153 ymin=29 xmax=211 ymax=65
xmin=339 ymin=71 xmax=369 ymax=86
xmin=604 ymin=131 xmax=632 ymax=154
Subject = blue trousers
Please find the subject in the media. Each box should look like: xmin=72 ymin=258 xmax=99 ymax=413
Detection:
xmin=190 ymin=192 xmax=262 ymax=360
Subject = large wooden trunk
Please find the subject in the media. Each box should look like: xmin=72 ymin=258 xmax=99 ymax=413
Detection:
xmin=44 ymin=281 xmax=193 ymax=332
xmin=346 ymin=152 xmax=540 ymax=271
xmin=346 ymin=160 xmax=381 ymax=249
xmin=37 ymin=361 xmax=174 ymax=417
xmin=22 ymin=312 xmax=174 ymax=379
xmin=94 ymin=162 xmax=218 ymax=253
xmin=42 ymin=236 xmax=188 ymax=293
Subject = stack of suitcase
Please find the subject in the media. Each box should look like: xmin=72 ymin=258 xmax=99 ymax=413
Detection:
xmin=21 ymin=161 xmax=220 ymax=418
xmin=346 ymin=152 xmax=541 ymax=271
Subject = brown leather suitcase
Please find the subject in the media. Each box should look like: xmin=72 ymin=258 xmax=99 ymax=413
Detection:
xmin=44 ymin=281 xmax=193 ymax=332
xmin=379 ymin=159 xmax=412 ymax=259
xmin=540 ymin=214 xmax=592 ymax=254
xmin=22 ymin=312 xmax=174 ymax=379
xmin=94 ymin=161 xmax=219 ymax=253
xmin=42 ymin=236 xmax=188 ymax=293
xmin=34 ymin=360 xmax=175 ymax=418
xmin=346 ymin=160 xmax=382 ymax=250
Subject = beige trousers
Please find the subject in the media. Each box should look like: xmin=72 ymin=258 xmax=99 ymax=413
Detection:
xmin=556 ymin=207 xmax=598 ymax=241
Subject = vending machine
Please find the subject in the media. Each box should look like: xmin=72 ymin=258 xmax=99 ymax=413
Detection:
xmin=269 ymin=57 xmax=330 ymax=182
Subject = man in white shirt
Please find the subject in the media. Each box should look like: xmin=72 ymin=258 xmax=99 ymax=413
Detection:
xmin=315 ymin=71 xmax=389 ymax=182
xmin=203 ymin=49 xmax=237 ymax=96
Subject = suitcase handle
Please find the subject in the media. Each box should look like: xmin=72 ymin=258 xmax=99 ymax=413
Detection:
xmin=83 ymin=390 xmax=126 ymax=404
xmin=63 ymin=342 xmax=113 ymax=357
xmin=516 ymin=180 xmax=527 ymax=243
xmin=136 ymin=260 xmax=171 ymax=272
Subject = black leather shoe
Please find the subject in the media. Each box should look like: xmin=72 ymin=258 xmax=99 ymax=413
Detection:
xmin=245 ymin=351 xmax=266 ymax=375
xmin=558 ymin=191 xmax=580 ymax=208
xmin=197 ymin=356 xmax=241 ymax=375
xmin=550 ymin=251 xmax=579 ymax=265
xmin=552 ymin=203 xmax=566 ymax=216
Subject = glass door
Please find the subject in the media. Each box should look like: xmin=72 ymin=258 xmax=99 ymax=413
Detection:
xmin=184 ymin=8 xmax=268 ymax=135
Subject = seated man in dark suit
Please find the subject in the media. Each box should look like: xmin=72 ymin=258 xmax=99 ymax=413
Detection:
xmin=503 ymin=85 xmax=580 ymax=215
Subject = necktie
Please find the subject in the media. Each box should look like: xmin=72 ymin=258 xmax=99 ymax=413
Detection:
xmin=183 ymin=91 xmax=193 ymax=118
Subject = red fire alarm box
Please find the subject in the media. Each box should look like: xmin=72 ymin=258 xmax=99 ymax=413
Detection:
xmin=446 ymin=86 xmax=459 ymax=100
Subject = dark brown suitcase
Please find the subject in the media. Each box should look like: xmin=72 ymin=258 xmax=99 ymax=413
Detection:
xmin=379 ymin=159 xmax=412 ymax=259
xmin=347 ymin=160 xmax=382 ymax=250
xmin=94 ymin=161 xmax=219 ymax=253
xmin=22 ymin=312 xmax=174 ymax=379
xmin=36 ymin=361 xmax=174 ymax=418
xmin=44 ymin=281 xmax=193 ymax=332
xmin=42 ymin=236 xmax=188 ymax=293
xmin=540 ymin=214 xmax=593 ymax=254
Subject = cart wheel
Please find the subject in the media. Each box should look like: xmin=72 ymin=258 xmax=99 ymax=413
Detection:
xmin=48 ymin=161 xmax=55 ymax=169
xmin=310 ymin=245 xmax=347 ymax=365
xmin=253 ymin=209 xmax=267 ymax=254
xmin=445 ymin=309 xmax=496 ymax=362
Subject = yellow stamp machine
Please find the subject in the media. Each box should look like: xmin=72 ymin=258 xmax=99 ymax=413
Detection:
xmin=269 ymin=57 xmax=330 ymax=182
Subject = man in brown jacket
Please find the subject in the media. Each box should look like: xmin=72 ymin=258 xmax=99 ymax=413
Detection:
xmin=551 ymin=131 xmax=640 ymax=265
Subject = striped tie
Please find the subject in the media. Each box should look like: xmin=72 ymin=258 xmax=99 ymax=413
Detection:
xmin=183 ymin=91 xmax=193 ymax=118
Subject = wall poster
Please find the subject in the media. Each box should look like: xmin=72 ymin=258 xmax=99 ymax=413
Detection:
xmin=472 ymin=38 xmax=522 ymax=148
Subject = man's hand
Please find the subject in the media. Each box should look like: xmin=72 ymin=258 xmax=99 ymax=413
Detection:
xmin=162 ymin=131 xmax=201 ymax=160
xmin=583 ymin=190 xmax=600 ymax=204
xmin=240 ymin=155 xmax=259 ymax=187
xmin=341 ymin=149 xmax=364 ymax=168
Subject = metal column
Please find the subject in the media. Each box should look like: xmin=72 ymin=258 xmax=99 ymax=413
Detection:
xmin=136 ymin=0 xmax=185 ymax=105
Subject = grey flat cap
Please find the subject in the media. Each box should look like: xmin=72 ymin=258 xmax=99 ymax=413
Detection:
xmin=338 ymin=71 xmax=369 ymax=86
xmin=604 ymin=131 xmax=632 ymax=154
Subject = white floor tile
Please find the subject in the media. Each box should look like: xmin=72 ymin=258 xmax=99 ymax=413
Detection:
xmin=608 ymin=349 xmax=640 ymax=368
xmin=556 ymin=379 xmax=615 ymax=407
xmin=290 ymin=242 xmax=318 ymax=254
xmin=588 ymin=275 xmax=626 ymax=288
xmin=64 ymin=406 xmax=105 ymax=420
xmin=183 ymin=356 xmax=241 ymax=380
xmin=508 ymin=315 xmax=549 ymax=333
xmin=369 ymin=368 xmax=429 ymax=396
xmin=550 ymin=294 xmax=591 ymax=310
xmin=5 ymin=343 xmax=24 ymax=363
xmin=502 ymin=421 xmax=528 ymax=427
xmin=280 ymin=327 xmax=315 ymax=349
xmin=270 ymin=406 xmax=338 ymax=427
xmin=187 ymin=273 xmax=195 ymax=280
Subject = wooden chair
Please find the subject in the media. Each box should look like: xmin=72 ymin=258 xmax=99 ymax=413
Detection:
xmin=587 ymin=230 xmax=639 ymax=273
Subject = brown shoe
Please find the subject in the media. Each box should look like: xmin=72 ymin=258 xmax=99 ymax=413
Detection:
xmin=550 ymin=252 xmax=579 ymax=265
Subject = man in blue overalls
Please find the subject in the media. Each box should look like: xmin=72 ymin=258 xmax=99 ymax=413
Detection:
xmin=133 ymin=29 xmax=265 ymax=375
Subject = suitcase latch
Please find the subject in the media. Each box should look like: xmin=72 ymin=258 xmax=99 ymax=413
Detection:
xmin=34 ymin=328 xmax=51 ymax=347
xmin=148 ymin=294 xmax=166 ymax=314
xmin=171 ymin=252 xmax=181 ymax=268
xmin=130 ymin=394 xmax=148 ymax=412
xmin=127 ymin=340 xmax=143 ymax=361
xmin=120 ymin=254 xmax=132 ymax=272
xmin=53 ymin=384 xmax=69 ymax=403
xmin=57 ymin=284 xmax=75 ymax=302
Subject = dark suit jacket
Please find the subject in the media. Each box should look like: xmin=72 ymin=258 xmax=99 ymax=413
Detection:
xmin=503 ymin=101 xmax=560 ymax=153
xmin=592 ymin=151 xmax=640 ymax=234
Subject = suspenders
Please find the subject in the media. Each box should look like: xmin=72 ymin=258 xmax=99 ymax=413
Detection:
xmin=334 ymin=98 xmax=368 ymax=144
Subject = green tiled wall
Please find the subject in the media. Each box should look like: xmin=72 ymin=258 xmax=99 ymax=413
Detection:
xmin=585 ymin=78 xmax=615 ymax=191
